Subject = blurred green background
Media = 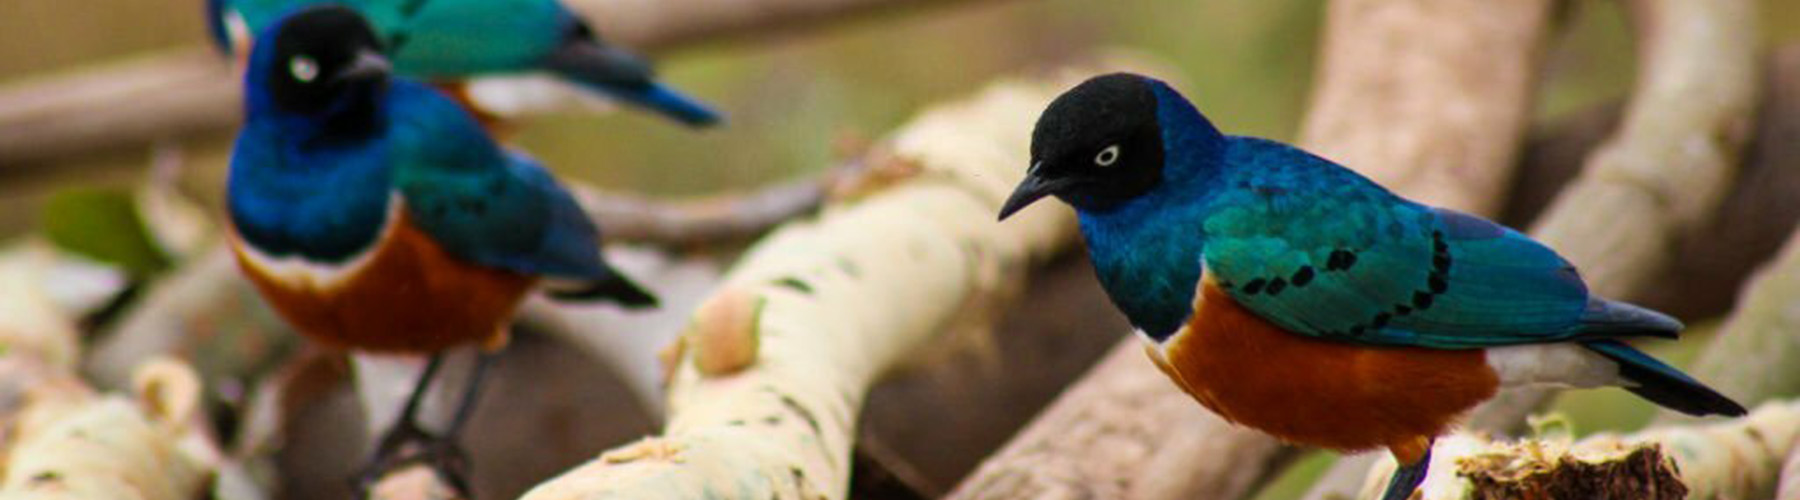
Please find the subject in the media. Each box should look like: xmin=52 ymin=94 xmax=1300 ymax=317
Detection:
xmin=4 ymin=2 xmax=1800 ymax=496
xmin=11 ymin=0 xmax=1793 ymax=240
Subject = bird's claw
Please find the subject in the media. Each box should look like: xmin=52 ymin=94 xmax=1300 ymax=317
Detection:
xmin=351 ymin=422 xmax=473 ymax=499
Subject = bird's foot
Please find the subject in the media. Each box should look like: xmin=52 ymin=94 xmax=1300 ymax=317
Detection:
xmin=351 ymin=422 xmax=472 ymax=499
xmin=1380 ymin=446 xmax=1432 ymax=500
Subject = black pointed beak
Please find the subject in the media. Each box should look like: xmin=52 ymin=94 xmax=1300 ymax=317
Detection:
xmin=998 ymin=164 xmax=1061 ymax=221
xmin=333 ymin=49 xmax=391 ymax=84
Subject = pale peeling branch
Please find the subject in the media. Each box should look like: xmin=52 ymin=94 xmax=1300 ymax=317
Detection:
xmin=1777 ymin=434 xmax=1800 ymax=499
xmin=1352 ymin=400 xmax=1800 ymax=500
xmin=0 ymin=244 xmax=219 ymax=500
xmin=953 ymin=2 xmax=1555 ymax=499
xmin=1463 ymin=0 xmax=1761 ymax=435
xmin=0 ymin=0 xmax=1005 ymax=167
xmin=515 ymin=60 xmax=1129 ymax=500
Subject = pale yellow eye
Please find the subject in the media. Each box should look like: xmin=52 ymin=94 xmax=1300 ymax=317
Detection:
xmin=290 ymin=56 xmax=319 ymax=83
xmin=1095 ymin=144 xmax=1121 ymax=167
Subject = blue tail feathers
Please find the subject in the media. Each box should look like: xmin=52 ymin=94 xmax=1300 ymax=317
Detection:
xmin=595 ymin=81 xmax=723 ymax=127
xmin=1583 ymin=339 xmax=1746 ymax=417
xmin=1578 ymin=298 xmax=1682 ymax=338
xmin=548 ymin=271 xmax=658 ymax=307
xmin=205 ymin=0 xmax=232 ymax=53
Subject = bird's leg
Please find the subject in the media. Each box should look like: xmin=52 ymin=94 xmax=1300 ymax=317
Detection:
xmin=408 ymin=351 xmax=497 ymax=496
xmin=352 ymin=354 xmax=447 ymax=499
xmin=1380 ymin=438 xmax=1434 ymax=500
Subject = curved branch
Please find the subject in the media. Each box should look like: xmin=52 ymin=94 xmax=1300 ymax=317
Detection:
xmin=0 ymin=0 xmax=1008 ymax=168
xmin=1463 ymin=0 xmax=1760 ymax=434
xmin=515 ymin=60 xmax=1112 ymax=500
xmin=575 ymin=176 xmax=827 ymax=247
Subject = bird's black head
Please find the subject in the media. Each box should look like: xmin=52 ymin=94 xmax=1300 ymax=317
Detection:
xmin=254 ymin=5 xmax=390 ymax=121
xmin=999 ymin=73 xmax=1166 ymax=220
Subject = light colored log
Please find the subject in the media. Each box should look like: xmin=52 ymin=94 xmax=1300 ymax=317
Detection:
xmin=0 ymin=0 xmax=1005 ymax=167
xmin=0 ymin=360 xmax=215 ymax=500
xmin=1463 ymin=0 xmax=1761 ymax=435
xmin=1353 ymin=400 xmax=1800 ymax=500
xmin=956 ymin=1 xmax=1555 ymax=498
xmin=0 ymin=243 xmax=219 ymax=500
xmin=1776 ymin=431 xmax=1800 ymax=499
xmin=516 ymin=59 xmax=1106 ymax=500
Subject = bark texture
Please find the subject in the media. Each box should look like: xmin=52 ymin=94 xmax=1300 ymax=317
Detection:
xmin=516 ymin=60 xmax=1134 ymax=500
xmin=1357 ymin=400 xmax=1800 ymax=499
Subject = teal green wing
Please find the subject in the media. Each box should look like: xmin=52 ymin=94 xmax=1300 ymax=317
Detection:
xmin=1201 ymin=143 xmax=1592 ymax=349
xmin=386 ymin=82 xmax=609 ymax=280
xmin=213 ymin=0 xmax=568 ymax=74
xmin=378 ymin=0 xmax=570 ymax=75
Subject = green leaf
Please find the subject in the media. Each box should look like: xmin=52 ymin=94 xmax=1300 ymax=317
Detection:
xmin=39 ymin=187 xmax=172 ymax=276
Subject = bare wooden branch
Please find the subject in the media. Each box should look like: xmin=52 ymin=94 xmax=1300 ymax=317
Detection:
xmin=0 ymin=49 xmax=236 ymax=172
xmin=1297 ymin=0 xmax=1553 ymax=215
xmin=575 ymin=176 xmax=826 ymax=247
xmin=1354 ymin=400 xmax=1800 ymax=499
xmin=1304 ymin=3 xmax=1764 ymax=498
xmin=515 ymin=60 xmax=1115 ymax=500
xmin=565 ymin=0 xmax=999 ymax=51
xmin=1463 ymin=0 xmax=1761 ymax=435
xmin=1651 ymin=227 xmax=1800 ymax=426
xmin=1778 ymin=433 xmax=1800 ymax=499
xmin=0 ymin=244 xmax=220 ymax=500
xmin=953 ymin=2 xmax=1554 ymax=499
xmin=1504 ymin=44 xmax=1800 ymax=321
xmin=1304 ymin=2 xmax=1765 ymax=497
xmin=0 ymin=0 xmax=1006 ymax=167
xmin=947 ymin=343 xmax=1286 ymax=500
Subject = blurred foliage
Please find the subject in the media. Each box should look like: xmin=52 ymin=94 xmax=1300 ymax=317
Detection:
xmin=39 ymin=186 xmax=172 ymax=276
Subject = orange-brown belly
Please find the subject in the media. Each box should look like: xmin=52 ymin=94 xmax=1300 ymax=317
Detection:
xmin=1150 ymin=282 xmax=1498 ymax=456
xmin=233 ymin=211 xmax=533 ymax=354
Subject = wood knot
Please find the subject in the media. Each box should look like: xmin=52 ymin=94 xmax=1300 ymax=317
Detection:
xmin=685 ymin=287 xmax=764 ymax=377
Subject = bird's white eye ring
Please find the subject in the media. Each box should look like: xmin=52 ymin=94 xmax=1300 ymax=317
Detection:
xmin=1095 ymin=144 xmax=1121 ymax=167
xmin=290 ymin=56 xmax=319 ymax=83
